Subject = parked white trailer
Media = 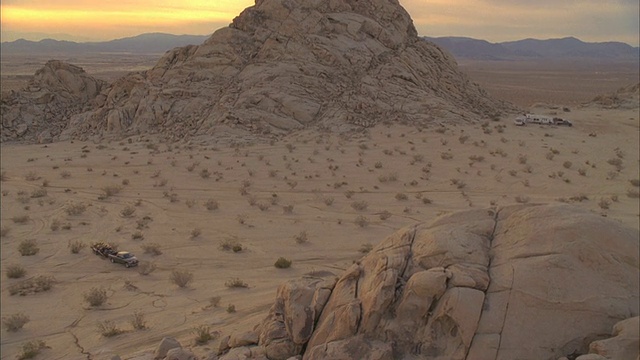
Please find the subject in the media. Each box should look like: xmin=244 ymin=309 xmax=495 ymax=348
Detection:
xmin=514 ymin=114 xmax=572 ymax=127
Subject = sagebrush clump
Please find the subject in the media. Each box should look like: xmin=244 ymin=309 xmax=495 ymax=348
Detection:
xmin=84 ymin=287 xmax=108 ymax=307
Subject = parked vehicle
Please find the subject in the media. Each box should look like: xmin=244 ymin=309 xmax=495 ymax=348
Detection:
xmin=514 ymin=114 xmax=572 ymax=127
xmin=91 ymin=242 xmax=138 ymax=268
xmin=108 ymin=252 xmax=139 ymax=267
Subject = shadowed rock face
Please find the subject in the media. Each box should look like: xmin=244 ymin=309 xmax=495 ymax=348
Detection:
xmin=14 ymin=0 xmax=506 ymax=142
xmin=1 ymin=60 xmax=107 ymax=143
xmin=218 ymin=204 xmax=639 ymax=360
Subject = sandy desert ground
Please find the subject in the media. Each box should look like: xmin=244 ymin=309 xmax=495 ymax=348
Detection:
xmin=1 ymin=57 xmax=639 ymax=359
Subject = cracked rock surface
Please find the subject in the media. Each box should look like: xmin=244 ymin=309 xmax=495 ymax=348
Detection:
xmin=220 ymin=204 xmax=639 ymax=360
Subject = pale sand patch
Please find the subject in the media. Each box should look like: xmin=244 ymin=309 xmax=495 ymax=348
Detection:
xmin=0 ymin=106 xmax=638 ymax=359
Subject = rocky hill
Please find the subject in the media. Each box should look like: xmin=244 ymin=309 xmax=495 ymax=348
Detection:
xmin=1 ymin=0 xmax=510 ymax=143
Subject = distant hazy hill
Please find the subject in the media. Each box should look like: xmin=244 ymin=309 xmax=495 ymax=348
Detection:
xmin=1 ymin=33 xmax=210 ymax=55
xmin=424 ymin=36 xmax=639 ymax=60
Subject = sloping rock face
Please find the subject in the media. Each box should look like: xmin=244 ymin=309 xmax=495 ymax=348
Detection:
xmin=220 ymin=204 xmax=639 ymax=360
xmin=588 ymin=83 xmax=639 ymax=109
xmin=64 ymin=0 xmax=506 ymax=141
xmin=1 ymin=60 xmax=107 ymax=142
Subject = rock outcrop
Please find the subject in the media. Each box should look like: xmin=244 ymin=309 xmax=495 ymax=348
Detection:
xmin=0 ymin=60 xmax=107 ymax=142
xmin=587 ymin=83 xmax=640 ymax=109
xmin=211 ymin=204 xmax=638 ymax=360
xmin=3 ymin=0 xmax=510 ymax=143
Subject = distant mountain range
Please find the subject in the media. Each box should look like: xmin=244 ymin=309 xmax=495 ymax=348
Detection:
xmin=424 ymin=36 xmax=639 ymax=61
xmin=0 ymin=33 xmax=209 ymax=55
xmin=2 ymin=32 xmax=638 ymax=62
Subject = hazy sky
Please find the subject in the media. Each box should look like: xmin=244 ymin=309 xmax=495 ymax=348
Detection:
xmin=1 ymin=0 xmax=639 ymax=45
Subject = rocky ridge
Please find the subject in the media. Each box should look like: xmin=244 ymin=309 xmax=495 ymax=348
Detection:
xmin=147 ymin=204 xmax=638 ymax=360
xmin=1 ymin=60 xmax=107 ymax=142
xmin=587 ymin=83 xmax=640 ymax=110
xmin=2 ymin=0 xmax=510 ymax=143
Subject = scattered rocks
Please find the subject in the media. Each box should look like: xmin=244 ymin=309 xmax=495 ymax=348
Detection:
xmin=154 ymin=337 xmax=182 ymax=359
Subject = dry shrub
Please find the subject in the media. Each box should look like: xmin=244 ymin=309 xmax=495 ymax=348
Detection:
xmin=359 ymin=243 xmax=374 ymax=254
xmin=9 ymin=276 xmax=55 ymax=296
xmin=68 ymin=240 xmax=86 ymax=254
xmin=193 ymin=325 xmax=215 ymax=345
xmin=120 ymin=206 xmax=136 ymax=218
xmin=282 ymin=204 xmax=294 ymax=214
xmin=294 ymin=230 xmax=308 ymax=244
xmin=274 ymin=257 xmax=292 ymax=268
xmin=627 ymin=189 xmax=640 ymax=198
xmin=351 ymin=200 xmax=369 ymax=211
xmin=630 ymin=179 xmax=640 ymax=187
xmin=598 ymin=198 xmax=611 ymax=210
xmin=220 ymin=237 xmax=243 ymax=252
xmin=563 ymin=161 xmax=573 ymax=169
xmin=97 ymin=320 xmax=124 ymax=337
xmin=204 ymin=199 xmax=219 ymax=210
xmin=514 ymin=195 xmax=530 ymax=204
xmin=190 ymin=228 xmax=202 ymax=239
xmin=100 ymin=184 xmax=123 ymax=199
xmin=2 ymin=312 xmax=30 ymax=332
xmin=354 ymin=215 xmax=370 ymax=227
xmin=65 ymin=202 xmax=87 ymax=216
xmin=18 ymin=239 xmax=39 ymax=256
xmin=379 ymin=210 xmax=392 ymax=220
xmin=17 ymin=340 xmax=48 ymax=360
xmin=130 ymin=311 xmax=147 ymax=330
xmin=138 ymin=261 xmax=157 ymax=275
xmin=84 ymin=287 xmax=108 ymax=307
xmin=24 ymin=171 xmax=40 ymax=181
xmin=450 ymin=179 xmax=466 ymax=189
xmin=0 ymin=226 xmax=9 ymax=237
xmin=30 ymin=188 xmax=47 ymax=198
xmin=226 ymin=304 xmax=236 ymax=313
xmin=225 ymin=278 xmax=249 ymax=288
xmin=171 ymin=269 xmax=194 ymax=288
xmin=50 ymin=218 xmax=62 ymax=231
xmin=12 ymin=215 xmax=30 ymax=224
xmin=395 ymin=193 xmax=408 ymax=201
xmin=607 ymin=158 xmax=624 ymax=171
xmin=141 ymin=243 xmax=162 ymax=256
xmin=6 ymin=264 xmax=26 ymax=279
xmin=440 ymin=152 xmax=453 ymax=160
xmin=322 ymin=196 xmax=335 ymax=206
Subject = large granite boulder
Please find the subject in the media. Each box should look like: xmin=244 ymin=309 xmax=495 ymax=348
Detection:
xmin=220 ymin=204 xmax=638 ymax=360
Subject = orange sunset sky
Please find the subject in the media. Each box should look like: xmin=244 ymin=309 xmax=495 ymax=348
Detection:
xmin=1 ymin=0 xmax=639 ymax=45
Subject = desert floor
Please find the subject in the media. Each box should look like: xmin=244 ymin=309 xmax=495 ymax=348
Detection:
xmin=1 ymin=58 xmax=639 ymax=359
